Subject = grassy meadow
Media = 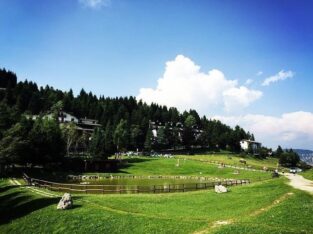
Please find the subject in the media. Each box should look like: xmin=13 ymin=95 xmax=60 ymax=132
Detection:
xmin=112 ymin=157 xmax=272 ymax=182
xmin=28 ymin=156 xmax=273 ymax=183
xmin=176 ymin=154 xmax=280 ymax=170
xmin=1 ymin=155 xmax=312 ymax=234
xmin=1 ymin=178 xmax=312 ymax=233
xmin=300 ymin=169 xmax=313 ymax=180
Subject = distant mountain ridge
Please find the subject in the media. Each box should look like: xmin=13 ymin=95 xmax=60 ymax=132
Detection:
xmin=294 ymin=149 xmax=313 ymax=165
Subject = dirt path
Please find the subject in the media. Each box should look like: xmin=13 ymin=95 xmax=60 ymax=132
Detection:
xmin=284 ymin=173 xmax=313 ymax=194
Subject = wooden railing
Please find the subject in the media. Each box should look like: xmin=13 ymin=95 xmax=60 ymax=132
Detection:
xmin=23 ymin=173 xmax=250 ymax=194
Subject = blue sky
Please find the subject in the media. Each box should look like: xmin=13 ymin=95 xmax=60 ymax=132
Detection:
xmin=1 ymin=0 xmax=313 ymax=149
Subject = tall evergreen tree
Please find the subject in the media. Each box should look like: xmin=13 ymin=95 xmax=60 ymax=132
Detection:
xmin=144 ymin=127 xmax=153 ymax=151
xmin=89 ymin=128 xmax=106 ymax=159
xmin=113 ymin=119 xmax=128 ymax=151
xmin=104 ymin=121 xmax=114 ymax=154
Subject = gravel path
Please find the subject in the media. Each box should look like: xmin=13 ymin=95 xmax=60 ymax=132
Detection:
xmin=284 ymin=173 xmax=313 ymax=194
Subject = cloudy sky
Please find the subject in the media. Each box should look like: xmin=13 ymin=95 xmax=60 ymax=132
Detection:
xmin=1 ymin=0 xmax=313 ymax=149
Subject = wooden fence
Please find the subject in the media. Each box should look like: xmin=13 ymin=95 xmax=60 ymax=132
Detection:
xmin=23 ymin=174 xmax=250 ymax=194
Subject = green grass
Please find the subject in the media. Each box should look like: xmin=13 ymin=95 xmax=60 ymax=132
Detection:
xmin=2 ymin=156 xmax=311 ymax=233
xmin=215 ymin=189 xmax=313 ymax=234
xmin=1 ymin=178 xmax=312 ymax=233
xmin=300 ymin=169 xmax=313 ymax=181
xmin=177 ymin=154 xmax=280 ymax=170
xmin=86 ymin=157 xmax=272 ymax=182
xmin=28 ymin=157 xmax=272 ymax=183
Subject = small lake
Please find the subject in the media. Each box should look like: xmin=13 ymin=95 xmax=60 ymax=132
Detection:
xmin=73 ymin=177 xmax=203 ymax=186
xmin=62 ymin=175 xmax=221 ymax=193
xmin=33 ymin=175 xmax=246 ymax=194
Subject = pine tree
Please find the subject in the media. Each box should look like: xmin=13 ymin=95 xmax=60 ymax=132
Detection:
xmin=113 ymin=119 xmax=128 ymax=152
xmin=104 ymin=121 xmax=114 ymax=154
xmin=144 ymin=127 xmax=153 ymax=151
xmin=276 ymin=145 xmax=283 ymax=157
xmin=89 ymin=128 xmax=106 ymax=159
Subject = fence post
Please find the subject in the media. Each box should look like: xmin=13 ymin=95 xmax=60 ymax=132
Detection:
xmin=183 ymin=184 xmax=185 ymax=192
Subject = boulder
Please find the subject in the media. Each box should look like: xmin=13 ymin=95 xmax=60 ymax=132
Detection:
xmin=215 ymin=185 xmax=228 ymax=193
xmin=57 ymin=193 xmax=73 ymax=210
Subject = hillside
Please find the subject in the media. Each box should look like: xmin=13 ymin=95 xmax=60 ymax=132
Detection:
xmin=294 ymin=149 xmax=313 ymax=165
xmin=0 ymin=67 xmax=261 ymax=168
xmin=1 ymin=156 xmax=312 ymax=233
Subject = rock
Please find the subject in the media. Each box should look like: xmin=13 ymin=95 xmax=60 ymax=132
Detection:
xmin=57 ymin=193 xmax=73 ymax=210
xmin=215 ymin=185 xmax=228 ymax=193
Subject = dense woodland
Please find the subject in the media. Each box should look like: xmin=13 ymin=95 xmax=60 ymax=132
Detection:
xmin=0 ymin=68 xmax=300 ymax=167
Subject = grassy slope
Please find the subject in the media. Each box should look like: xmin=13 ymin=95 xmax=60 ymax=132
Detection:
xmin=177 ymin=154 xmax=280 ymax=170
xmin=1 ymin=178 xmax=312 ymax=234
xmin=85 ymin=157 xmax=272 ymax=182
xmin=216 ymin=189 xmax=313 ymax=234
xmin=300 ymin=169 xmax=313 ymax=181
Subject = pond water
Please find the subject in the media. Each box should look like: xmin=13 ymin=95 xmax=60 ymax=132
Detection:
xmin=63 ymin=176 xmax=219 ymax=193
xmin=72 ymin=177 xmax=203 ymax=186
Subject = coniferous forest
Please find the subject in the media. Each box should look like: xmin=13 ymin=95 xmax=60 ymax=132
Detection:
xmin=0 ymin=68 xmax=255 ymax=166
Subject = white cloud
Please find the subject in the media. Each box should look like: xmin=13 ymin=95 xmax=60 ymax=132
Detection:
xmin=79 ymin=0 xmax=110 ymax=9
xmin=213 ymin=111 xmax=313 ymax=149
xmin=223 ymin=86 xmax=262 ymax=112
xmin=245 ymin=79 xmax=253 ymax=85
xmin=256 ymin=71 xmax=263 ymax=76
xmin=262 ymin=70 xmax=294 ymax=86
xmin=137 ymin=55 xmax=262 ymax=114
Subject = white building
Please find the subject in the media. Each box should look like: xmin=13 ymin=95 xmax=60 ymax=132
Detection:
xmin=26 ymin=111 xmax=101 ymax=133
xmin=240 ymin=140 xmax=261 ymax=152
xmin=59 ymin=112 xmax=79 ymax=123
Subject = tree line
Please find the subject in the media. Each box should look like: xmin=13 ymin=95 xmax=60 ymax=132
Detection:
xmin=1 ymin=67 xmax=255 ymax=165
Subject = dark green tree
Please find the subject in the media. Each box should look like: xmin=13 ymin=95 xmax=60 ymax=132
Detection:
xmin=0 ymin=118 xmax=33 ymax=165
xmin=113 ymin=119 xmax=128 ymax=151
xmin=29 ymin=118 xmax=65 ymax=165
xmin=182 ymin=115 xmax=196 ymax=149
xmin=130 ymin=124 xmax=144 ymax=150
xmin=144 ymin=127 xmax=153 ymax=151
xmin=104 ymin=121 xmax=115 ymax=154
xmin=276 ymin=145 xmax=284 ymax=157
xmin=89 ymin=127 xmax=106 ymax=158
xmin=279 ymin=151 xmax=300 ymax=167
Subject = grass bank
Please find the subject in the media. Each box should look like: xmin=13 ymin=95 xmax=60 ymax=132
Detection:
xmin=300 ymin=169 xmax=313 ymax=180
xmin=26 ymin=157 xmax=272 ymax=183
xmin=1 ymin=177 xmax=312 ymax=233
xmin=177 ymin=154 xmax=280 ymax=170
xmin=85 ymin=157 xmax=272 ymax=182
